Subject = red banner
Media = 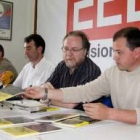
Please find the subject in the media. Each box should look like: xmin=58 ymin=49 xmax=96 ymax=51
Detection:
xmin=67 ymin=0 xmax=140 ymax=40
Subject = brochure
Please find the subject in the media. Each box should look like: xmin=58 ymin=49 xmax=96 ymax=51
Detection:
xmin=0 ymin=117 xmax=34 ymax=128
xmin=0 ymin=85 xmax=24 ymax=102
xmin=4 ymin=100 xmax=60 ymax=113
xmin=54 ymin=115 xmax=99 ymax=128
xmin=1 ymin=122 xmax=61 ymax=137
xmin=36 ymin=113 xmax=79 ymax=122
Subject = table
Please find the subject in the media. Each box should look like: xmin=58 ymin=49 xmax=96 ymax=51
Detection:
xmin=0 ymin=106 xmax=140 ymax=140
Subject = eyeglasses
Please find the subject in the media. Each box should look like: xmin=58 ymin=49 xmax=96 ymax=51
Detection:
xmin=61 ymin=47 xmax=84 ymax=53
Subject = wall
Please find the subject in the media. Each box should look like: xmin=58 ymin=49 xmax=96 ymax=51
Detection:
xmin=0 ymin=0 xmax=35 ymax=73
xmin=37 ymin=0 xmax=113 ymax=71
xmin=37 ymin=0 xmax=140 ymax=72
xmin=2 ymin=0 xmax=139 ymax=73
xmin=37 ymin=0 xmax=67 ymax=66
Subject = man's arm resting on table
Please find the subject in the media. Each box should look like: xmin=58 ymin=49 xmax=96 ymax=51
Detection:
xmin=84 ymin=103 xmax=137 ymax=125
xmin=108 ymin=108 xmax=137 ymax=124
xmin=48 ymin=91 xmax=138 ymax=124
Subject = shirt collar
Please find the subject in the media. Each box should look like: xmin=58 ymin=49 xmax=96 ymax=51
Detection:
xmin=31 ymin=57 xmax=46 ymax=69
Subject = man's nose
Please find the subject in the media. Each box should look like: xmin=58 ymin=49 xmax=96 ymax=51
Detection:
xmin=24 ymin=49 xmax=28 ymax=55
xmin=113 ymin=52 xmax=118 ymax=60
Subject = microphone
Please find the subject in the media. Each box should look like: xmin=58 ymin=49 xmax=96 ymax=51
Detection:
xmin=0 ymin=71 xmax=14 ymax=89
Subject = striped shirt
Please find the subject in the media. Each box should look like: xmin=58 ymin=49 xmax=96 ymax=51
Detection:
xmin=47 ymin=57 xmax=101 ymax=110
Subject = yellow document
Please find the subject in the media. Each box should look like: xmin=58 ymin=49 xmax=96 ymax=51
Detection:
xmin=0 ymin=92 xmax=13 ymax=102
xmin=2 ymin=126 xmax=39 ymax=137
xmin=55 ymin=115 xmax=99 ymax=128
xmin=46 ymin=106 xmax=60 ymax=111
xmin=0 ymin=119 xmax=13 ymax=126
xmin=2 ymin=122 xmax=61 ymax=137
xmin=0 ymin=117 xmax=34 ymax=128
xmin=36 ymin=113 xmax=79 ymax=123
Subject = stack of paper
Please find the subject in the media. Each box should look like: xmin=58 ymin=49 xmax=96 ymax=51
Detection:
xmin=3 ymin=99 xmax=60 ymax=113
xmin=54 ymin=115 xmax=99 ymax=128
xmin=35 ymin=113 xmax=79 ymax=122
xmin=0 ymin=85 xmax=23 ymax=102
xmin=1 ymin=122 xmax=61 ymax=138
xmin=35 ymin=113 xmax=99 ymax=128
xmin=0 ymin=116 xmax=35 ymax=128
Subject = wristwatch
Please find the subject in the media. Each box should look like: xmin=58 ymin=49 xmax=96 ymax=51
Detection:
xmin=43 ymin=88 xmax=48 ymax=100
xmin=40 ymin=88 xmax=51 ymax=106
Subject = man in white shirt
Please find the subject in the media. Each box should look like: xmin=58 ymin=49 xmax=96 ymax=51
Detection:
xmin=13 ymin=34 xmax=54 ymax=89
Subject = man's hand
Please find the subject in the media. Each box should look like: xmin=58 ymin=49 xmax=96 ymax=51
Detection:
xmin=83 ymin=103 xmax=110 ymax=120
xmin=24 ymin=86 xmax=46 ymax=99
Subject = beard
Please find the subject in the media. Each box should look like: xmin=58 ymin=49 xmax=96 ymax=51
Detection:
xmin=65 ymin=61 xmax=76 ymax=69
xmin=64 ymin=57 xmax=85 ymax=71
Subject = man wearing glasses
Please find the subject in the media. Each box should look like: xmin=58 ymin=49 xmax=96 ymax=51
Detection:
xmin=44 ymin=31 xmax=106 ymax=110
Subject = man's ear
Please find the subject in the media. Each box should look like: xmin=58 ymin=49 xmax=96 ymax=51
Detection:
xmin=38 ymin=46 xmax=43 ymax=53
xmin=0 ymin=52 xmax=2 ymax=58
xmin=134 ymin=47 xmax=140 ymax=58
xmin=83 ymin=49 xmax=88 ymax=56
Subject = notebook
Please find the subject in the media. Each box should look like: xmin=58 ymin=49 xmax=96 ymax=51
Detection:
xmin=0 ymin=85 xmax=24 ymax=102
xmin=0 ymin=116 xmax=35 ymax=128
xmin=35 ymin=113 xmax=79 ymax=122
xmin=54 ymin=115 xmax=99 ymax=128
xmin=1 ymin=122 xmax=61 ymax=137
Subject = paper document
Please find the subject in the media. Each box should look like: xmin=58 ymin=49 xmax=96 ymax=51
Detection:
xmin=0 ymin=116 xmax=35 ymax=128
xmin=54 ymin=115 xmax=99 ymax=128
xmin=1 ymin=122 xmax=61 ymax=137
xmin=36 ymin=113 xmax=80 ymax=123
xmin=0 ymin=85 xmax=24 ymax=102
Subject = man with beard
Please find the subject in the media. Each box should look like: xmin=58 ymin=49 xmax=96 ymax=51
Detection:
xmin=43 ymin=31 xmax=107 ymax=110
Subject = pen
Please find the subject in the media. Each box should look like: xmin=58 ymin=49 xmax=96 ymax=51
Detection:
xmin=31 ymin=108 xmax=47 ymax=113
